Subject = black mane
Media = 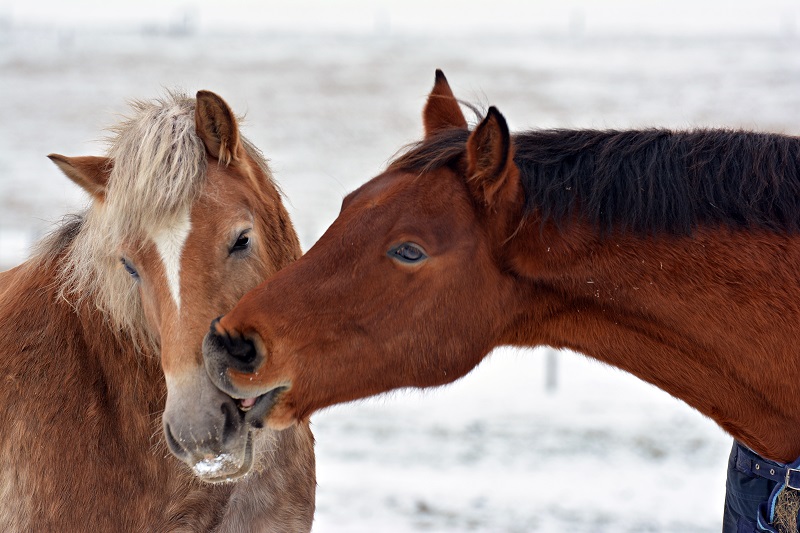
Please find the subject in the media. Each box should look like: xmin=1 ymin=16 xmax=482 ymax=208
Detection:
xmin=390 ymin=127 xmax=800 ymax=235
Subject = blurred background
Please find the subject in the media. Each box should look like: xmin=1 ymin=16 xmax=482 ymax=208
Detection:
xmin=3 ymin=1 xmax=800 ymax=531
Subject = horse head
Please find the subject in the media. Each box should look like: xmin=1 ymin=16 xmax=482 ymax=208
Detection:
xmin=201 ymin=71 xmax=525 ymax=429
xmin=51 ymin=90 xmax=301 ymax=481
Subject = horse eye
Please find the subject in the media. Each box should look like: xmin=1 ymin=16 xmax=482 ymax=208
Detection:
xmin=120 ymin=258 xmax=139 ymax=280
xmin=230 ymin=231 xmax=251 ymax=254
xmin=388 ymin=243 xmax=428 ymax=264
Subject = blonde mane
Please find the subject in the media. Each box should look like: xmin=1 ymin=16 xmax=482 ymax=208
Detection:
xmin=37 ymin=91 xmax=274 ymax=347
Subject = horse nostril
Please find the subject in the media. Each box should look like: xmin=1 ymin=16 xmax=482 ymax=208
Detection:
xmin=164 ymin=423 xmax=186 ymax=458
xmin=208 ymin=319 xmax=258 ymax=365
xmin=220 ymin=400 xmax=242 ymax=444
xmin=227 ymin=336 xmax=257 ymax=364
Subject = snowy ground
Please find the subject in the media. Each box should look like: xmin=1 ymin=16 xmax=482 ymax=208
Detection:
xmin=4 ymin=3 xmax=800 ymax=531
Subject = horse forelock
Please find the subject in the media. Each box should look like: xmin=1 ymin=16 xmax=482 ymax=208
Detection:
xmin=42 ymin=91 xmax=274 ymax=346
xmin=104 ymin=91 xmax=206 ymax=240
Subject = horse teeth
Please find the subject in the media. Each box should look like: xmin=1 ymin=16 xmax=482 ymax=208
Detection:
xmin=238 ymin=398 xmax=256 ymax=412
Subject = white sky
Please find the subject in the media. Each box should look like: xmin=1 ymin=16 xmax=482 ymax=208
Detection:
xmin=1 ymin=0 xmax=799 ymax=36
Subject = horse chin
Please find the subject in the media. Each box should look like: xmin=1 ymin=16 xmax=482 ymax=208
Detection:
xmin=191 ymin=432 xmax=255 ymax=484
xmin=263 ymin=399 xmax=299 ymax=430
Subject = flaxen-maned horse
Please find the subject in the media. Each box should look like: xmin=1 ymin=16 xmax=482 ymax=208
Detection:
xmin=0 ymin=90 xmax=314 ymax=531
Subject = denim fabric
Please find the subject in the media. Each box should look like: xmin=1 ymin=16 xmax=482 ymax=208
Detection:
xmin=723 ymin=442 xmax=783 ymax=533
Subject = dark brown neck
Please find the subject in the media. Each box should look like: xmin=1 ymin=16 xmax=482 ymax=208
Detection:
xmin=505 ymin=221 xmax=800 ymax=462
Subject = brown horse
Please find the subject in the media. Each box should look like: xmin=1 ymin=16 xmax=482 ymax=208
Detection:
xmin=199 ymin=71 xmax=800 ymax=527
xmin=0 ymin=90 xmax=315 ymax=531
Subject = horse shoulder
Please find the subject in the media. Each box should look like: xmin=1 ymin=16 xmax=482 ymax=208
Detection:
xmin=0 ymin=262 xmax=74 ymax=529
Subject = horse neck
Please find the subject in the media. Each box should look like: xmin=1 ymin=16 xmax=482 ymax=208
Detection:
xmin=505 ymin=220 xmax=800 ymax=462
xmin=1 ymin=255 xmax=164 ymax=414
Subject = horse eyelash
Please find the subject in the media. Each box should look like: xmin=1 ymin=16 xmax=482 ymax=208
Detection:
xmin=229 ymin=230 xmax=252 ymax=255
xmin=120 ymin=257 xmax=140 ymax=280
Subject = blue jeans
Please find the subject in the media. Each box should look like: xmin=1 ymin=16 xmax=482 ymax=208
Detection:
xmin=723 ymin=441 xmax=789 ymax=533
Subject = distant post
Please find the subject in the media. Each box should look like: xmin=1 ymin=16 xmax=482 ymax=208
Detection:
xmin=545 ymin=349 xmax=558 ymax=393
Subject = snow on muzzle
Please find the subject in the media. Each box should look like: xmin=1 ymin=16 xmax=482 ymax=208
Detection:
xmin=161 ymin=368 xmax=268 ymax=483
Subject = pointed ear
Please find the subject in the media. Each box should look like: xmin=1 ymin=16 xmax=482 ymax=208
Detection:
xmin=195 ymin=90 xmax=242 ymax=165
xmin=48 ymin=154 xmax=112 ymax=201
xmin=423 ymin=69 xmax=468 ymax=137
xmin=466 ymin=106 xmax=520 ymax=210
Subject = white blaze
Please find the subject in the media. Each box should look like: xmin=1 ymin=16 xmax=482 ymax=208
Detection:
xmin=152 ymin=210 xmax=192 ymax=310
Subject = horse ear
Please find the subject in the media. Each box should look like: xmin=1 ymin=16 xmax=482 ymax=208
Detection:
xmin=48 ymin=154 xmax=112 ymax=201
xmin=423 ymin=69 xmax=468 ymax=137
xmin=465 ymin=106 xmax=520 ymax=209
xmin=195 ymin=90 xmax=242 ymax=165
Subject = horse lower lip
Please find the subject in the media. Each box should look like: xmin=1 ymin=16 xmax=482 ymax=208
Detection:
xmin=192 ymin=433 xmax=253 ymax=483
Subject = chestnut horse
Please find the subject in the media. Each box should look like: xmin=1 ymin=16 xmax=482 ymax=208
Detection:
xmin=201 ymin=72 xmax=800 ymax=531
xmin=0 ymin=91 xmax=314 ymax=531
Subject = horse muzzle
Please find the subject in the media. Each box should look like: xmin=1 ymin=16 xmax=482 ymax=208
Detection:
xmin=204 ymin=317 xmax=264 ymax=378
xmin=162 ymin=368 xmax=263 ymax=483
xmin=202 ymin=318 xmax=285 ymax=396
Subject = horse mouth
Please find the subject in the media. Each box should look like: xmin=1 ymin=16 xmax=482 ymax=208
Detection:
xmin=191 ymin=432 xmax=254 ymax=483
xmin=237 ymin=397 xmax=257 ymax=412
xmin=235 ymin=386 xmax=288 ymax=427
